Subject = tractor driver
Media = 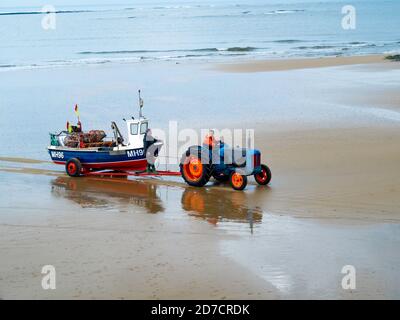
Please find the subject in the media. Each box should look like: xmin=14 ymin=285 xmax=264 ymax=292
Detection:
xmin=203 ymin=130 xmax=218 ymax=149
xmin=203 ymin=131 xmax=226 ymax=165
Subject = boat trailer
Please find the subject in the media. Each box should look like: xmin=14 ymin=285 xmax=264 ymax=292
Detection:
xmin=80 ymin=169 xmax=181 ymax=178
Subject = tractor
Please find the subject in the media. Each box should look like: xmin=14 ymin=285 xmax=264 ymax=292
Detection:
xmin=179 ymin=141 xmax=271 ymax=191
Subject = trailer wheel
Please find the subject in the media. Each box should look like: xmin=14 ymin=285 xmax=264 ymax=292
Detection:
xmin=230 ymin=172 xmax=247 ymax=191
xmin=180 ymin=148 xmax=212 ymax=187
xmin=66 ymin=158 xmax=82 ymax=177
xmin=254 ymin=164 xmax=271 ymax=185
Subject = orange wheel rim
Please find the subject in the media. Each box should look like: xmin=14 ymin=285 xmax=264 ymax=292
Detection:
xmin=68 ymin=163 xmax=77 ymax=175
xmin=231 ymin=173 xmax=243 ymax=188
xmin=183 ymin=156 xmax=203 ymax=182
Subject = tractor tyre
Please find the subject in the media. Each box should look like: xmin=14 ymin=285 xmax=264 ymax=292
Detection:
xmin=254 ymin=164 xmax=271 ymax=185
xmin=180 ymin=147 xmax=212 ymax=187
xmin=229 ymin=172 xmax=247 ymax=191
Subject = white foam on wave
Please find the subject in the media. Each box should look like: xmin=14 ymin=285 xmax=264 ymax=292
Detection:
xmin=363 ymin=107 xmax=400 ymax=122
xmin=341 ymin=104 xmax=400 ymax=123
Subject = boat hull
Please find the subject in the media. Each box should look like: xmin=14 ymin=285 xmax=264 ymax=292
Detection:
xmin=48 ymin=146 xmax=147 ymax=171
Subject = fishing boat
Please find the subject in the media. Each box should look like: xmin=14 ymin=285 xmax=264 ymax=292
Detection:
xmin=48 ymin=91 xmax=162 ymax=176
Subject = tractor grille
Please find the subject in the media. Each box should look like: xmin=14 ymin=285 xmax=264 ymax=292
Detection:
xmin=253 ymin=154 xmax=261 ymax=168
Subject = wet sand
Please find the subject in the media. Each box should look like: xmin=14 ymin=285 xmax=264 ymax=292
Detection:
xmin=0 ymin=187 xmax=276 ymax=299
xmin=252 ymin=126 xmax=400 ymax=223
xmin=0 ymin=157 xmax=49 ymax=164
xmin=1 ymin=57 xmax=400 ymax=299
xmin=216 ymin=54 xmax=389 ymax=73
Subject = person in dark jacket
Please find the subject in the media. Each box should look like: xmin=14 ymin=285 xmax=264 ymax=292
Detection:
xmin=143 ymin=128 xmax=158 ymax=173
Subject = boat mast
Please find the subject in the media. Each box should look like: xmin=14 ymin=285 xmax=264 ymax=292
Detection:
xmin=138 ymin=90 xmax=144 ymax=119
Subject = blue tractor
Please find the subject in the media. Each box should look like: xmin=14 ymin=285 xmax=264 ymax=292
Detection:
xmin=180 ymin=141 xmax=271 ymax=191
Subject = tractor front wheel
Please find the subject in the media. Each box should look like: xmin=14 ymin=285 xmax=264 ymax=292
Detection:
xmin=66 ymin=158 xmax=82 ymax=177
xmin=229 ymin=172 xmax=247 ymax=191
xmin=180 ymin=150 xmax=212 ymax=187
xmin=254 ymin=164 xmax=271 ymax=185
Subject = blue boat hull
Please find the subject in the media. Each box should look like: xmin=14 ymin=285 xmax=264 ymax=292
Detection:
xmin=48 ymin=147 xmax=147 ymax=171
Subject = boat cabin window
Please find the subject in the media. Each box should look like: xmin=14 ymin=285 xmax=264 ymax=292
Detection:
xmin=130 ymin=123 xmax=138 ymax=135
xmin=140 ymin=122 xmax=148 ymax=134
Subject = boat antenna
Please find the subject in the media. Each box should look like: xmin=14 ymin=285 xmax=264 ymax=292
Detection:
xmin=138 ymin=90 xmax=144 ymax=118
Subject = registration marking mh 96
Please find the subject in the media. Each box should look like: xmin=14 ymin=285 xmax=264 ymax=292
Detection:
xmin=127 ymin=149 xmax=144 ymax=158
xmin=51 ymin=151 xmax=64 ymax=159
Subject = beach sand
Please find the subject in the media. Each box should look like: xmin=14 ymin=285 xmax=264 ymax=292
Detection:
xmin=1 ymin=56 xmax=400 ymax=299
xmin=216 ymin=54 xmax=389 ymax=73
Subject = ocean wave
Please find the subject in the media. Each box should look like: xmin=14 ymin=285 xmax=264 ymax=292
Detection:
xmin=0 ymin=5 xmax=307 ymax=18
xmin=295 ymin=45 xmax=336 ymax=50
xmin=0 ymin=10 xmax=93 ymax=16
xmin=264 ymin=9 xmax=305 ymax=15
xmin=295 ymin=42 xmax=382 ymax=51
xmin=225 ymin=46 xmax=256 ymax=52
xmin=348 ymin=41 xmax=367 ymax=45
xmin=272 ymin=39 xmax=305 ymax=44
xmin=152 ymin=5 xmax=193 ymax=10
xmin=0 ymin=64 xmax=17 ymax=68
xmin=193 ymin=9 xmax=306 ymax=19
xmin=293 ymin=42 xmax=386 ymax=53
xmin=295 ymin=43 xmax=376 ymax=50
xmin=1 ymin=40 xmax=396 ymax=72
xmin=0 ymin=57 xmax=142 ymax=71
xmin=348 ymin=42 xmax=377 ymax=48
xmin=0 ymin=48 xmax=258 ymax=71
xmin=78 ymin=47 xmax=257 ymax=55
xmin=79 ymin=50 xmax=157 ymax=55
xmin=192 ymin=48 xmax=219 ymax=52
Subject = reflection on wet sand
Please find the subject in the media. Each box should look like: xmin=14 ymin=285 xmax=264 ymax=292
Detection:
xmin=181 ymin=188 xmax=263 ymax=232
xmin=51 ymin=176 xmax=264 ymax=232
xmin=52 ymin=176 xmax=164 ymax=213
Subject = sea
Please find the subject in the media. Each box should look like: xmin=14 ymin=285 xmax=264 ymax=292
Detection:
xmin=0 ymin=0 xmax=399 ymax=71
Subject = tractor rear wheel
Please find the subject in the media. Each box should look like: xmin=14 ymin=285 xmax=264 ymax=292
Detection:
xmin=66 ymin=158 xmax=82 ymax=177
xmin=254 ymin=164 xmax=271 ymax=185
xmin=180 ymin=148 xmax=212 ymax=187
xmin=229 ymin=172 xmax=247 ymax=191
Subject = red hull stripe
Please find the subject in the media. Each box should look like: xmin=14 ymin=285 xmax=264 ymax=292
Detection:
xmin=87 ymin=160 xmax=147 ymax=169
